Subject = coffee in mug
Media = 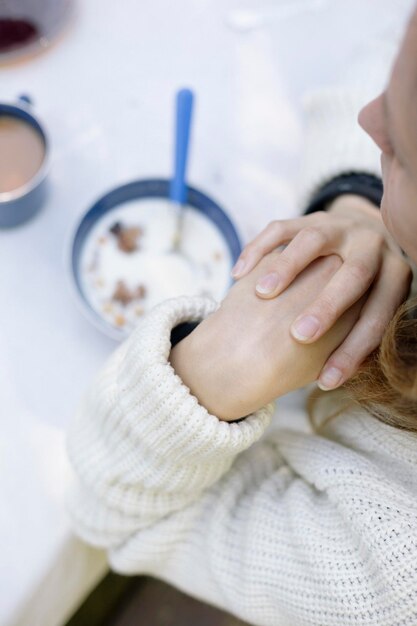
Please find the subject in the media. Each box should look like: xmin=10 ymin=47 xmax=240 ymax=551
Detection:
xmin=0 ymin=98 xmax=49 ymax=228
xmin=0 ymin=114 xmax=45 ymax=193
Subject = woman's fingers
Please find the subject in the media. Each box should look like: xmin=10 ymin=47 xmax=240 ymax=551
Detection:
xmin=231 ymin=214 xmax=325 ymax=279
xmin=289 ymin=234 xmax=384 ymax=342
xmin=316 ymin=253 xmax=412 ymax=390
xmin=254 ymin=224 xmax=338 ymax=298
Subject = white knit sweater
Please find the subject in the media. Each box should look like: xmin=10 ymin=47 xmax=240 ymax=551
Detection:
xmin=66 ymin=16 xmax=417 ymax=626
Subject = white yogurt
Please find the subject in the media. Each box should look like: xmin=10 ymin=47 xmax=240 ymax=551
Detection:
xmin=80 ymin=198 xmax=233 ymax=334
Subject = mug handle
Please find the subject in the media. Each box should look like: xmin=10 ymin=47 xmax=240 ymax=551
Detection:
xmin=18 ymin=94 xmax=33 ymax=107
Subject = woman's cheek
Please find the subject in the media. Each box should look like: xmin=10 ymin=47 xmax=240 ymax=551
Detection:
xmin=380 ymin=153 xmax=395 ymax=232
xmin=380 ymin=152 xmax=391 ymax=182
xmin=381 ymin=157 xmax=417 ymax=257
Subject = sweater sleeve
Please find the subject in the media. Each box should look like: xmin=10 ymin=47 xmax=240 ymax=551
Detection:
xmin=296 ymin=88 xmax=383 ymax=209
xmin=66 ymin=295 xmax=417 ymax=626
xmin=296 ymin=29 xmax=404 ymax=210
xmin=66 ymin=294 xmax=275 ymax=549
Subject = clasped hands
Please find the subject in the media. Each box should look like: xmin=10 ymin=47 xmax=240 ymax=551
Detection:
xmin=170 ymin=195 xmax=411 ymax=422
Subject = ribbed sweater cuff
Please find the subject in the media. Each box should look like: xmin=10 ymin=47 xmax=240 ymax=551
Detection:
xmin=116 ymin=294 xmax=274 ymax=462
xmin=303 ymin=172 xmax=383 ymax=215
xmin=66 ymin=295 xmax=274 ymax=530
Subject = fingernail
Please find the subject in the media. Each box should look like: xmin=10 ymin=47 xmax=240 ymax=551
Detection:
xmin=255 ymin=272 xmax=279 ymax=294
xmin=318 ymin=367 xmax=343 ymax=390
xmin=231 ymin=258 xmax=246 ymax=277
xmin=291 ymin=315 xmax=320 ymax=341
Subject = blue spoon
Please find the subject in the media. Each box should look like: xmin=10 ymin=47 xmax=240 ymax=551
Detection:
xmin=169 ymin=88 xmax=194 ymax=251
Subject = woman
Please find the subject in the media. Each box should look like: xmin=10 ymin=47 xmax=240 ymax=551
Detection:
xmin=66 ymin=6 xmax=417 ymax=626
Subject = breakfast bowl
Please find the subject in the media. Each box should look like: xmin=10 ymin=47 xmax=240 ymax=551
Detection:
xmin=68 ymin=178 xmax=242 ymax=341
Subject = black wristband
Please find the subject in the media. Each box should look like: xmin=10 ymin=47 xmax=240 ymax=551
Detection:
xmin=304 ymin=172 xmax=383 ymax=215
xmin=170 ymin=320 xmax=200 ymax=348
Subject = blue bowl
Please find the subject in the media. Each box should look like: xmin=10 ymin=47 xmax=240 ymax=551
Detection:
xmin=68 ymin=178 xmax=242 ymax=340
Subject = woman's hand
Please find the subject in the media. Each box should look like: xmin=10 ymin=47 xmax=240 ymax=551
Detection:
xmin=230 ymin=194 xmax=412 ymax=390
xmin=170 ymin=252 xmax=365 ymax=421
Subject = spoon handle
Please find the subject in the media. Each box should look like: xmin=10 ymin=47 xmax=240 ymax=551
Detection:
xmin=170 ymin=88 xmax=194 ymax=205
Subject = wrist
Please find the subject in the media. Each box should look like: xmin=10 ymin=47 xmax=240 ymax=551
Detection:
xmin=327 ymin=193 xmax=380 ymax=218
xmin=169 ymin=316 xmax=258 ymax=422
xmin=327 ymin=193 xmax=403 ymax=256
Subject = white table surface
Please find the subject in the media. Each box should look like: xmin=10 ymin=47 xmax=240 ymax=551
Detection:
xmin=0 ymin=1 xmax=413 ymax=624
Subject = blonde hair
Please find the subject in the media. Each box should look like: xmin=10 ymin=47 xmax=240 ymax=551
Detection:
xmin=309 ymin=295 xmax=417 ymax=432
xmin=306 ymin=296 xmax=417 ymax=432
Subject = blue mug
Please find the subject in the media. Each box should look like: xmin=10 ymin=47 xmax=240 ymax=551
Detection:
xmin=0 ymin=94 xmax=50 ymax=228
